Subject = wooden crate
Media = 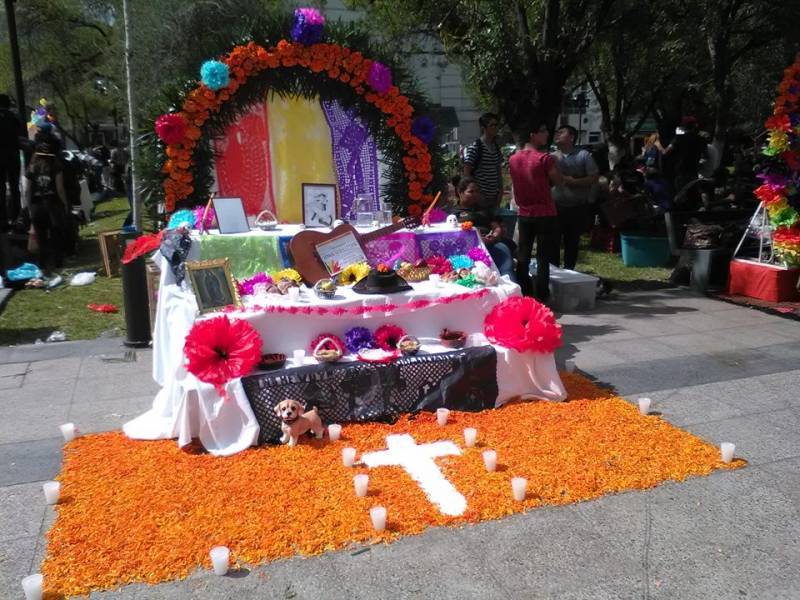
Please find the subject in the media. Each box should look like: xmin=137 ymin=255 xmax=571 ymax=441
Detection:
xmin=98 ymin=230 xmax=122 ymax=277
xmin=145 ymin=258 xmax=161 ymax=333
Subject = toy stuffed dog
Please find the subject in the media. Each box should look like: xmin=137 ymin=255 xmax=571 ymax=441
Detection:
xmin=274 ymin=399 xmax=324 ymax=447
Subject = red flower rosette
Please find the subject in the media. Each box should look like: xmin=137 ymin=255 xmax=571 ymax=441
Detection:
xmin=155 ymin=113 xmax=188 ymax=145
xmin=121 ymin=230 xmax=165 ymax=264
xmin=184 ymin=316 xmax=263 ymax=397
xmin=426 ymin=254 xmax=453 ymax=275
xmin=374 ymin=324 xmax=406 ymax=350
xmin=308 ymin=333 xmax=346 ymax=355
xmin=483 ymin=297 xmax=562 ymax=353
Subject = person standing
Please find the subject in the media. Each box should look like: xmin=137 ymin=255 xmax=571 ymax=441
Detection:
xmin=509 ymin=121 xmax=563 ymax=300
xmin=24 ymin=131 xmax=68 ymax=274
xmin=463 ymin=112 xmax=504 ymax=216
xmin=0 ymin=94 xmax=23 ymax=229
xmin=552 ymin=125 xmax=599 ymax=270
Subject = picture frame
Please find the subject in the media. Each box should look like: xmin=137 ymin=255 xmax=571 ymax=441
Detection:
xmin=186 ymin=258 xmax=241 ymax=314
xmin=212 ymin=197 xmax=250 ymax=234
xmin=98 ymin=230 xmax=122 ymax=277
xmin=302 ymin=183 xmax=338 ymax=228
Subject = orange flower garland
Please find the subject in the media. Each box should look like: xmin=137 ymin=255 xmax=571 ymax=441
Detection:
xmin=161 ymin=41 xmax=434 ymax=214
xmin=41 ymin=374 xmax=743 ymax=597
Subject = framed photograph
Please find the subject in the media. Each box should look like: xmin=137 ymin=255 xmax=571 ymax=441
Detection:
xmin=212 ymin=197 xmax=250 ymax=234
xmin=186 ymin=258 xmax=241 ymax=314
xmin=302 ymin=183 xmax=338 ymax=228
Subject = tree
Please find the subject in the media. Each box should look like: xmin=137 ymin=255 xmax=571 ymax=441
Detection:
xmin=350 ymin=0 xmax=618 ymax=134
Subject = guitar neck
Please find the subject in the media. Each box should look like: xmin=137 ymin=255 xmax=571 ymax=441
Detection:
xmin=360 ymin=221 xmax=409 ymax=244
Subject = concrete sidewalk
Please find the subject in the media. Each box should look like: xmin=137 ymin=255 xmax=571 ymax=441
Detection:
xmin=2 ymin=289 xmax=799 ymax=598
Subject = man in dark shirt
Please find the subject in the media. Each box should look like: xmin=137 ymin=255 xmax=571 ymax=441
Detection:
xmin=0 ymin=94 xmax=23 ymax=230
xmin=664 ymin=117 xmax=707 ymax=205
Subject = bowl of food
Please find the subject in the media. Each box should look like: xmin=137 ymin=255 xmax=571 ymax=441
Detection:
xmin=258 ymin=353 xmax=287 ymax=370
xmin=397 ymin=334 xmax=421 ymax=356
xmin=313 ymin=278 xmax=337 ymax=300
xmin=439 ymin=328 xmax=467 ymax=349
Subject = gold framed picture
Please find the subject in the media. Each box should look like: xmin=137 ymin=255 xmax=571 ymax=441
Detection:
xmin=186 ymin=258 xmax=241 ymax=314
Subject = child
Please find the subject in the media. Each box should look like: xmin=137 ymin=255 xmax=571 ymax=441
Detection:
xmin=455 ymin=176 xmax=515 ymax=276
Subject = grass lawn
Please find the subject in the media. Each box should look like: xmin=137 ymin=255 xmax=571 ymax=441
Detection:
xmin=575 ymin=238 xmax=673 ymax=291
xmin=0 ymin=197 xmax=129 ymax=346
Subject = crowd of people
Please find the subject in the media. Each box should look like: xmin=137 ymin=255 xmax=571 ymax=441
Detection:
xmin=448 ymin=112 xmax=758 ymax=302
xmin=0 ymin=95 xmax=131 ymax=279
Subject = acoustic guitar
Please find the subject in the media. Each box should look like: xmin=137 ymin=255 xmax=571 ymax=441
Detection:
xmin=289 ymin=216 xmax=420 ymax=284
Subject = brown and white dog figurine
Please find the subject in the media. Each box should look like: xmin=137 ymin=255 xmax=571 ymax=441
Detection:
xmin=274 ymin=399 xmax=324 ymax=447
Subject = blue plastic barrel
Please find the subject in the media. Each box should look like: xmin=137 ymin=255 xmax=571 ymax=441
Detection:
xmin=620 ymin=235 xmax=671 ymax=267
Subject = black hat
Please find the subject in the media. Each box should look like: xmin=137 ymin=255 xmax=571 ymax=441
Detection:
xmin=352 ymin=269 xmax=412 ymax=295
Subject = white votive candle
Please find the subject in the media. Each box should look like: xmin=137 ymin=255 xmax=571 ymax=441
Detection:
xmin=463 ymin=427 xmax=477 ymax=448
xmin=511 ymin=477 xmax=528 ymax=501
xmin=482 ymin=450 xmax=497 ymax=472
xmin=328 ymin=424 xmax=342 ymax=442
xmin=370 ymin=505 xmax=387 ymax=531
xmin=429 ymin=273 xmax=442 ymax=286
xmin=21 ymin=573 xmax=43 ymax=600
xmin=720 ymin=442 xmax=736 ymax=464
xmin=209 ymin=546 xmax=230 ymax=576
xmin=287 ymin=287 xmax=300 ymax=302
xmin=436 ymin=408 xmax=449 ymax=426
xmin=42 ymin=481 xmax=60 ymax=505
xmin=354 ymin=474 xmax=369 ymax=497
xmin=565 ymin=359 xmax=576 ymax=373
xmin=293 ymin=349 xmax=306 ymax=365
xmin=342 ymin=447 xmax=357 ymax=467
xmin=638 ymin=397 xmax=652 ymax=415
xmin=60 ymin=423 xmax=76 ymax=442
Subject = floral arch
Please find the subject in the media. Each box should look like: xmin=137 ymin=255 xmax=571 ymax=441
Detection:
xmin=145 ymin=9 xmax=443 ymax=219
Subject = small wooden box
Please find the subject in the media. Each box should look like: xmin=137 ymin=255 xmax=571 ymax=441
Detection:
xmin=98 ymin=230 xmax=122 ymax=277
xmin=145 ymin=258 xmax=161 ymax=333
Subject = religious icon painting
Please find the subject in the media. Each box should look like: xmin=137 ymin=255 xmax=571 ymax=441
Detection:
xmin=302 ymin=183 xmax=338 ymax=228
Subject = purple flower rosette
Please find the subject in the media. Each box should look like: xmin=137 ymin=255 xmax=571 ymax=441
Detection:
xmin=468 ymin=246 xmax=492 ymax=265
xmin=345 ymin=326 xmax=374 ymax=353
xmin=411 ymin=116 xmax=436 ymax=144
xmin=291 ymin=7 xmax=325 ymax=45
xmin=237 ymin=272 xmax=274 ymax=296
xmin=367 ymin=61 xmax=392 ymax=94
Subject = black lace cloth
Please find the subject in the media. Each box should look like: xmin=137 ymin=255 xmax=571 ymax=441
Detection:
xmin=241 ymin=346 xmax=498 ymax=444
xmin=159 ymin=229 xmax=192 ymax=285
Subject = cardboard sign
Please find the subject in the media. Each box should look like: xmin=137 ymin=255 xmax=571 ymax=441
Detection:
xmin=314 ymin=230 xmax=368 ymax=275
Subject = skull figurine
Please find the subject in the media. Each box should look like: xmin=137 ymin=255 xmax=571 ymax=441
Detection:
xmin=446 ymin=214 xmax=459 ymax=228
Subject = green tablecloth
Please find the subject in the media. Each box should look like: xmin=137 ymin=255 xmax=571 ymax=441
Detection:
xmin=199 ymin=235 xmax=284 ymax=279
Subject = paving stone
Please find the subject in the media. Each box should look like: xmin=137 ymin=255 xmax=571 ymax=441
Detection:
xmin=0 ymin=483 xmax=48 ymax=543
xmin=72 ymin=375 xmax=160 ymax=403
xmin=23 ymin=357 xmax=83 ymax=383
xmin=0 ymin=362 xmax=28 ymax=378
xmin=0 ymin=535 xmax=39 ymax=598
xmin=67 ymin=396 xmax=155 ymax=434
xmin=0 ymin=402 xmax=70 ymax=445
xmin=0 ymin=438 xmax=63 ymax=487
xmin=0 ymin=380 xmax=75 ymax=406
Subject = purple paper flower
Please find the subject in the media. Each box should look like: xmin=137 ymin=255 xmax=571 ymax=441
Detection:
xmin=411 ymin=116 xmax=436 ymax=144
xmin=291 ymin=7 xmax=325 ymax=45
xmin=345 ymin=326 xmax=374 ymax=353
xmin=468 ymin=246 xmax=492 ymax=266
xmin=367 ymin=61 xmax=392 ymax=94
xmin=237 ymin=272 xmax=274 ymax=296
xmin=192 ymin=205 xmax=216 ymax=230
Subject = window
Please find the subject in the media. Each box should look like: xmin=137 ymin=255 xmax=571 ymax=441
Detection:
xmin=588 ymin=131 xmax=601 ymax=143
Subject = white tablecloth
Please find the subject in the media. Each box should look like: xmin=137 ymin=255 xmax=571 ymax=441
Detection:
xmin=124 ymin=233 xmax=567 ymax=456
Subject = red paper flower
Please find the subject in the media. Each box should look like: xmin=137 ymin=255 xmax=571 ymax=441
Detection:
xmin=309 ymin=333 xmax=346 ymax=355
xmin=483 ymin=297 xmax=562 ymax=353
xmin=155 ymin=113 xmax=188 ymax=145
xmin=121 ymin=230 xmax=165 ymax=264
xmin=426 ymin=254 xmax=453 ymax=275
xmin=374 ymin=324 xmax=406 ymax=350
xmin=184 ymin=316 xmax=262 ymax=396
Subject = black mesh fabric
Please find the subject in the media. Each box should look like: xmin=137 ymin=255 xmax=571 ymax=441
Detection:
xmin=241 ymin=346 xmax=498 ymax=444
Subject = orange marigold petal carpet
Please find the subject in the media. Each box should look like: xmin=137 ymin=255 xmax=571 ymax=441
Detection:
xmin=41 ymin=374 xmax=744 ymax=597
